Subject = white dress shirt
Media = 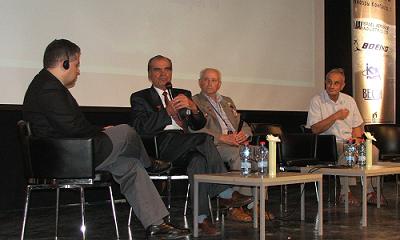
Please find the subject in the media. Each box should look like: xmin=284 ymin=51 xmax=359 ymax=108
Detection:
xmin=153 ymin=87 xmax=183 ymax=131
xmin=306 ymin=90 xmax=363 ymax=142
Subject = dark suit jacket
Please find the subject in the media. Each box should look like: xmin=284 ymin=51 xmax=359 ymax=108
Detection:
xmin=23 ymin=69 xmax=102 ymax=138
xmin=130 ymin=87 xmax=206 ymax=136
xmin=23 ymin=69 xmax=111 ymax=165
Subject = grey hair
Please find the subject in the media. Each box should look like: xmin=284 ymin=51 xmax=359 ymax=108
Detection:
xmin=325 ymin=68 xmax=345 ymax=81
xmin=199 ymin=68 xmax=221 ymax=81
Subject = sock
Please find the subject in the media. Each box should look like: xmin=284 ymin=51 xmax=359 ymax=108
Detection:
xmin=340 ymin=186 xmax=350 ymax=194
xmin=218 ymin=188 xmax=234 ymax=199
xmin=367 ymin=185 xmax=375 ymax=193
xmin=198 ymin=214 xmax=207 ymax=223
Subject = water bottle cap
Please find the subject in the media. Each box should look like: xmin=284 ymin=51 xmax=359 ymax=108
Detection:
xmin=260 ymin=141 xmax=266 ymax=145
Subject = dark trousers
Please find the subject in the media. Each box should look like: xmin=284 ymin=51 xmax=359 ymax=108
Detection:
xmin=158 ymin=131 xmax=229 ymax=215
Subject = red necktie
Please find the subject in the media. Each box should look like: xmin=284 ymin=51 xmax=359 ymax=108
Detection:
xmin=163 ymin=91 xmax=185 ymax=129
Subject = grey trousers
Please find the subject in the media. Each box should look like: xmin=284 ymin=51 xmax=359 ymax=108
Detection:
xmin=217 ymin=144 xmax=256 ymax=196
xmin=96 ymin=124 xmax=169 ymax=228
xmin=337 ymin=141 xmax=380 ymax=192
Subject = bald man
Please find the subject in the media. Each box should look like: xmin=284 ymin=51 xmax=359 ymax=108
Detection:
xmin=306 ymin=68 xmax=383 ymax=206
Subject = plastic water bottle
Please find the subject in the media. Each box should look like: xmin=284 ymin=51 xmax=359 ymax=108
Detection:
xmin=344 ymin=139 xmax=356 ymax=167
xmin=257 ymin=141 xmax=268 ymax=175
xmin=358 ymin=140 xmax=366 ymax=166
xmin=240 ymin=143 xmax=251 ymax=176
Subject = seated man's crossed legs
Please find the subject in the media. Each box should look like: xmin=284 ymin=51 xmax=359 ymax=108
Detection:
xmin=97 ymin=125 xmax=190 ymax=239
xmin=336 ymin=141 xmax=385 ymax=206
xmin=158 ymin=132 xmax=252 ymax=236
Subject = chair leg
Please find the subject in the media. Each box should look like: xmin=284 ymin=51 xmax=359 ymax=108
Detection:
xmin=396 ymin=174 xmax=399 ymax=199
xmin=284 ymin=185 xmax=288 ymax=212
xmin=208 ymin=194 xmax=214 ymax=224
xmin=108 ymin=186 xmax=120 ymax=239
xmin=55 ymin=188 xmax=60 ymax=239
xmin=314 ymin=182 xmax=319 ymax=202
xmin=216 ymin=197 xmax=220 ymax=222
xmin=184 ymin=182 xmax=190 ymax=216
xmin=80 ymin=187 xmax=86 ymax=240
xmin=20 ymin=186 xmax=31 ymax=240
xmin=167 ymin=176 xmax=172 ymax=210
xmin=334 ymin=175 xmax=338 ymax=205
xmin=128 ymin=207 xmax=133 ymax=226
xmin=327 ymin=175 xmax=331 ymax=204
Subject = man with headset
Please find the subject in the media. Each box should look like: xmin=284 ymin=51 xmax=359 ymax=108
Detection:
xmin=22 ymin=39 xmax=190 ymax=239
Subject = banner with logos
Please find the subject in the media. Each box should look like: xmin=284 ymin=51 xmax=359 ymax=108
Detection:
xmin=352 ymin=0 xmax=396 ymax=123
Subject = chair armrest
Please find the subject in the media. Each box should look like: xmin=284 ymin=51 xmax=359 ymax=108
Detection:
xmin=29 ymin=137 xmax=94 ymax=179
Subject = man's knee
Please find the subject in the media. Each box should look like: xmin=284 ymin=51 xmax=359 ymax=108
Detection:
xmin=189 ymin=132 xmax=214 ymax=145
xmin=186 ymin=152 xmax=207 ymax=170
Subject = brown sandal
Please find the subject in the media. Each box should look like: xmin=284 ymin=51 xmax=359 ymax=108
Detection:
xmin=245 ymin=204 xmax=275 ymax=220
xmin=227 ymin=207 xmax=252 ymax=222
xmin=367 ymin=191 xmax=387 ymax=206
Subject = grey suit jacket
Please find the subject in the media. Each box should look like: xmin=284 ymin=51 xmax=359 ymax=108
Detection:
xmin=192 ymin=93 xmax=252 ymax=145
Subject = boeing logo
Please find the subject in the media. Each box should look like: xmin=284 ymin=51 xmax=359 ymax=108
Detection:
xmin=353 ymin=40 xmax=389 ymax=52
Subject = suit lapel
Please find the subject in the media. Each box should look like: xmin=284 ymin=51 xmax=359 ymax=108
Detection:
xmin=198 ymin=94 xmax=218 ymax=119
xmin=147 ymin=87 xmax=164 ymax=111
xmin=197 ymin=94 xmax=224 ymax=132
xmin=221 ymin=98 xmax=239 ymax=129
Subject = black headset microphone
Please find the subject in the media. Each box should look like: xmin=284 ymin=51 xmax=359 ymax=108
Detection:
xmin=62 ymin=49 xmax=70 ymax=70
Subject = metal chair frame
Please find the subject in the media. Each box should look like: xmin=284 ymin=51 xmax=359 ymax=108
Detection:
xmin=18 ymin=120 xmax=119 ymax=240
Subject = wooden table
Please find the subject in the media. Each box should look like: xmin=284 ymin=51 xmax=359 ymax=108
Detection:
xmin=193 ymin=172 xmax=323 ymax=239
xmin=301 ymin=163 xmax=400 ymax=227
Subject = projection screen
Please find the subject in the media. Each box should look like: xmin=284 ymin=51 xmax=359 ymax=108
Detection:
xmin=0 ymin=0 xmax=324 ymax=110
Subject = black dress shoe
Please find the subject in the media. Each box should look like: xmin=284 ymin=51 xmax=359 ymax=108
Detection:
xmin=146 ymin=222 xmax=190 ymax=239
xmin=146 ymin=159 xmax=172 ymax=174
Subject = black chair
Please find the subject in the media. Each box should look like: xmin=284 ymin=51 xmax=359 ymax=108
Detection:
xmin=365 ymin=124 xmax=400 ymax=161
xmin=17 ymin=120 xmax=119 ymax=240
xmin=299 ymin=124 xmax=313 ymax=133
xmin=250 ymin=123 xmax=284 ymax=145
xmin=316 ymin=135 xmax=338 ymax=165
xmin=249 ymin=123 xmax=283 ymax=168
xmin=364 ymin=124 xmax=400 ymax=196
xmin=316 ymin=134 xmax=339 ymax=203
xmin=280 ymin=133 xmax=320 ymax=203
xmin=281 ymin=133 xmax=318 ymax=170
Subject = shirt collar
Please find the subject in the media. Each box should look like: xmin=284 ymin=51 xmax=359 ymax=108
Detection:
xmin=322 ymin=90 xmax=343 ymax=104
xmin=202 ymin=92 xmax=222 ymax=103
xmin=153 ymin=86 xmax=166 ymax=96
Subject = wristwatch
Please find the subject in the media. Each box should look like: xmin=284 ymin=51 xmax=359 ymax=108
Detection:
xmin=186 ymin=108 xmax=200 ymax=115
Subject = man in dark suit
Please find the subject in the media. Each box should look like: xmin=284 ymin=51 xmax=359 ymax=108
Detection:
xmin=23 ymin=39 xmax=190 ymax=239
xmin=130 ymin=55 xmax=253 ymax=235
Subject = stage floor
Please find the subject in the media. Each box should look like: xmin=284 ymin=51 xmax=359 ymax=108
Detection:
xmin=1 ymin=179 xmax=400 ymax=240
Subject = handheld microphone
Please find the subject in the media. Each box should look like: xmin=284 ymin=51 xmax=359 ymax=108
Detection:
xmin=164 ymin=81 xmax=190 ymax=119
xmin=165 ymin=82 xmax=174 ymax=100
